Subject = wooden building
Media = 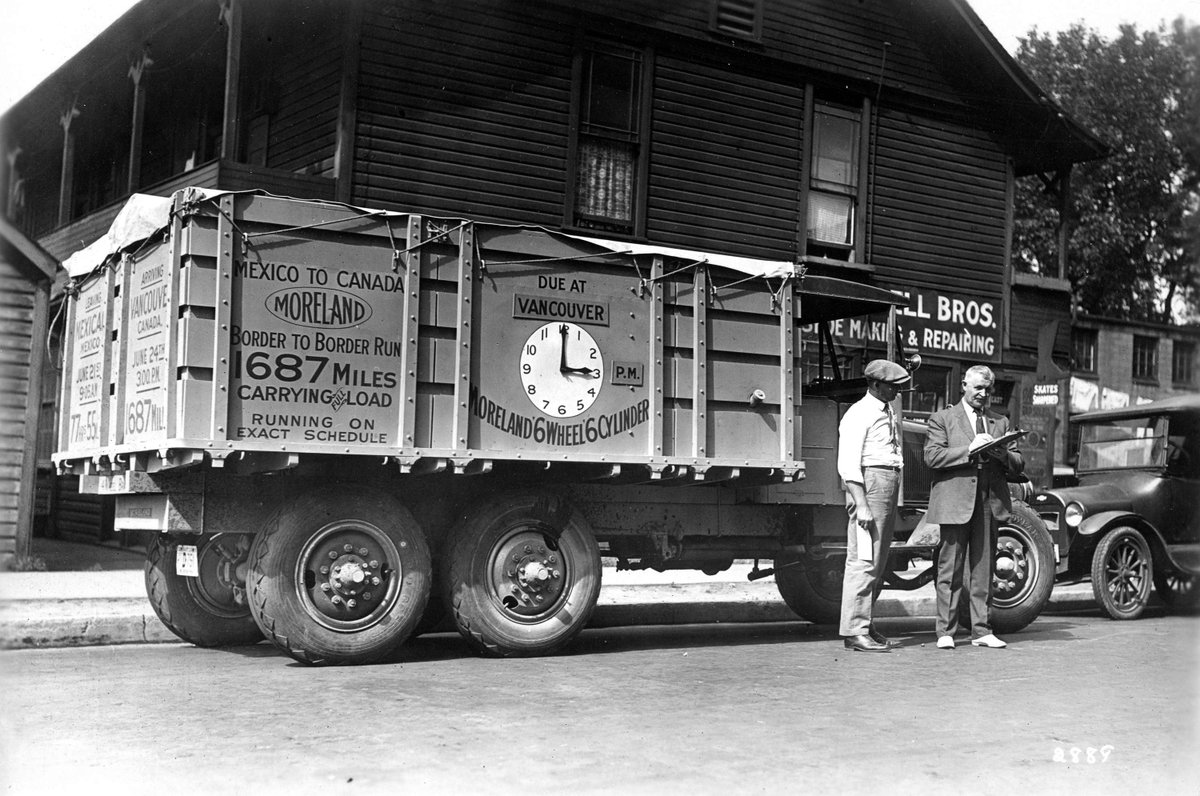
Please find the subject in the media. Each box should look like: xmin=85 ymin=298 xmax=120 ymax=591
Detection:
xmin=0 ymin=216 xmax=56 ymax=567
xmin=0 ymin=0 xmax=1105 ymax=494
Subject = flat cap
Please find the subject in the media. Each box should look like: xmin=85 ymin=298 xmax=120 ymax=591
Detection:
xmin=864 ymin=359 xmax=911 ymax=385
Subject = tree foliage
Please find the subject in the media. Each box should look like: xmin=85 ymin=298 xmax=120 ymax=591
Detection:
xmin=1012 ymin=18 xmax=1200 ymax=323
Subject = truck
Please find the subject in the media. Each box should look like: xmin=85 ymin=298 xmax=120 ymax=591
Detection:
xmin=53 ymin=188 xmax=1055 ymax=665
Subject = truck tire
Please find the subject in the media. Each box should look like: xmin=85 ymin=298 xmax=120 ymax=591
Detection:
xmin=989 ymin=501 xmax=1055 ymax=634
xmin=1091 ymin=526 xmax=1152 ymax=620
xmin=774 ymin=552 xmax=844 ymax=625
xmin=247 ymin=486 xmax=431 ymax=665
xmin=444 ymin=492 xmax=601 ymax=657
xmin=145 ymin=533 xmax=263 ymax=647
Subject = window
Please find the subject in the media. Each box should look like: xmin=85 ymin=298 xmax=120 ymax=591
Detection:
xmin=1072 ymin=329 xmax=1097 ymax=373
xmin=569 ymin=44 xmax=645 ymax=235
xmin=1173 ymin=341 xmax=1195 ymax=386
xmin=710 ymin=0 xmax=762 ymax=41
xmin=806 ymin=102 xmax=861 ymax=260
xmin=1132 ymin=336 xmax=1158 ymax=382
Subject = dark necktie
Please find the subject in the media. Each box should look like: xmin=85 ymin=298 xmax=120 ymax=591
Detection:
xmin=975 ymin=410 xmax=986 ymax=435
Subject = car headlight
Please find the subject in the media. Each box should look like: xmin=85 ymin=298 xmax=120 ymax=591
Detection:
xmin=1064 ymin=502 xmax=1084 ymax=528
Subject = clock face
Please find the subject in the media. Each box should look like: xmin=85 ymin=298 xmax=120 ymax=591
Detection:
xmin=519 ymin=322 xmax=604 ymax=417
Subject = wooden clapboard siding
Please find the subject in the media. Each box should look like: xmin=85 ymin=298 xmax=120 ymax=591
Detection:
xmin=871 ymin=107 xmax=1008 ymax=297
xmin=1011 ymin=286 xmax=1072 ymax=356
xmin=0 ymin=268 xmax=35 ymax=556
xmin=354 ymin=3 xmax=572 ymax=221
xmin=266 ymin=27 xmax=342 ymax=176
xmin=647 ymin=56 xmax=803 ymax=259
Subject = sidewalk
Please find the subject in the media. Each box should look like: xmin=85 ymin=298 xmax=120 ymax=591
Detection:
xmin=0 ymin=539 xmax=1102 ymax=650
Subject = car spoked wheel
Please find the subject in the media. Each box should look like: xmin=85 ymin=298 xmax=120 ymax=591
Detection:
xmin=1091 ymin=526 xmax=1153 ymax=620
xmin=145 ymin=533 xmax=263 ymax=647
xmin=988 ymin=501 xmax=1055 ymax=634
xmin=1153 ymin=568 xmax=1199 ymax=613
xmin=445 ymin=492 xmax=601 ymax=657
xmin=248 ymin=486 xmax=431 ymax=665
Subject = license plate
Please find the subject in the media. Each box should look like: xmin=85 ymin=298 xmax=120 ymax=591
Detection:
xmin=176 ymin=544 xmax=199 ymax=577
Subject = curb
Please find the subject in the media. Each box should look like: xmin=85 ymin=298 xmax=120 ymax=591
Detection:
xmin=0 ymin=577 xmax=1102 ymax=651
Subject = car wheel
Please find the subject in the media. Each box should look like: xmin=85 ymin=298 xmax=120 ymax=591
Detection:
xmin=1153 ymin=568 xmax=1200 ymax=614
xmin=774 ymin=552 xmax=844 ymax=625
xmin=989 ymin=501 xmax=1056 ymax=634
xmin=1090 ymin=526 xmax=1153 ymax=620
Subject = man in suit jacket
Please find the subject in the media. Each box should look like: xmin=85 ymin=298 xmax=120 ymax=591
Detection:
xmin=924 ymin=364 xmax=1023 ymax=649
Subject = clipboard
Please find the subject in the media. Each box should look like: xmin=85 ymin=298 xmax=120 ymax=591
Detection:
xmin=972 ymin=428 xmax=1028 ymax=456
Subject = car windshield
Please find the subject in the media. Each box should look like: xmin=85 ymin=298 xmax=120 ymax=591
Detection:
xmin=1076 ymin=416 xmax=1166 ymax=472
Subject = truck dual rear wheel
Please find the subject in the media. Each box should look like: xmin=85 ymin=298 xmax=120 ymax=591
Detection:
xmin=145 ymin=533 xmax=263 ymax=647
xmin=444 ymin=492 xmax=601 ymax=657
xmin=988 ymin=501 xmax=1055 ymax=634
xmin=1153 ymin=568 xmax=1200 ymax=613
xmin=247 ymin=487 xmax=431 ymax=666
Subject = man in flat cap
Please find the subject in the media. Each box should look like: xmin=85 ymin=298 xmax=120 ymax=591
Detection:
xmin=836 ymin=358 xmax=910 ymax=652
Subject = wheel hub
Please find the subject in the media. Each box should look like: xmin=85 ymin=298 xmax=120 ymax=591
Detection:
xmin=992 ymin=537 xmax=1029 ymax=598
xmin=490 ymin=529 xmax=565 ymax=619
xmin=298 ymin=525 xmax=400 ymax=631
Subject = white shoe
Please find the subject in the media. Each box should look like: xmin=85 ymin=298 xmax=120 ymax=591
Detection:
xmin=936 ymin=635 xmax=955 ymax=649
xmin=971 ymin=634 xmax=1007 ymax=648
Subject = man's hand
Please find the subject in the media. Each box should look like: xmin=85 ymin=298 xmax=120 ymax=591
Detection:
xmin=855 ymin=506 xmax=875 ymax=530
xmin=968 ymin=432 xmax=994 ymax=456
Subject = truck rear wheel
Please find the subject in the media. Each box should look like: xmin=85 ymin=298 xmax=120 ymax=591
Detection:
xmin=444 ymin=492 xmax=601 ymax=657
xmin=774 ymin=552 xmax=844 ymax=624
xmin=247 ymin=487 xmax=431 ymax=665
xmin=145 ymin=533 xmax=263 ymax=647
xmin=989 ymin=501 xmax=1055 ymax=634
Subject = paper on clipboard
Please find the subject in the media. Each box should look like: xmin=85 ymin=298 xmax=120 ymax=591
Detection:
xmin=972 ymin=428 xmax=1028 ymax=456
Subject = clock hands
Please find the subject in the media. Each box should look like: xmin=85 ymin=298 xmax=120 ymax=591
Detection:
xmin=559 ymin=323 xmax=599 ymax=377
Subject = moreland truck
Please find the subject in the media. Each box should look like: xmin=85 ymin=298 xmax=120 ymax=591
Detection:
xmin=53 ymin=189 xmax=1054 ymax=665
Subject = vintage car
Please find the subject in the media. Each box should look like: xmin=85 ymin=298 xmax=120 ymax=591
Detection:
xmin=1031 ymin=394 xmax=1200 ymax=619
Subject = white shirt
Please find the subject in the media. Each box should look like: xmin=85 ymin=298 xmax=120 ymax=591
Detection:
xmin=837 ymin=393 xmax=903 ymax=484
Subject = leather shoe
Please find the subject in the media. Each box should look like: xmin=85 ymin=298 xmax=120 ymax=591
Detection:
xmin=844 ymin=634 xmax=890 ymax=653
xmin=936 ymin=635 xmax=955 ymax=649
xmin=971 ymin=633 xmax=1007 ymax=648
xmin=869 ymin=627 xmax=900 ymax=648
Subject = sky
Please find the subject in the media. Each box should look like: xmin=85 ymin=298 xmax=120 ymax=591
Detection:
xmin=0 ymin=0 xmax=1196 ymax=114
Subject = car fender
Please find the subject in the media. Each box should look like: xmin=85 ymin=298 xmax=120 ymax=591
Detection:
xmin=1077 ymin=510 xmax=1160 ymax=538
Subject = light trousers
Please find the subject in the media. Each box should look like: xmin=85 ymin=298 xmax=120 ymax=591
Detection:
xmin=839 ymin=468 xmax=899 ymax=637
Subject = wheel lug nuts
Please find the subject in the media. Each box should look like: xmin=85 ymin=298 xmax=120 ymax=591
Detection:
xmin=363 ymin=592 xmax=372 ymax=600
xmin=347 ymin=599 xmax=357 ymax=608
xmin=369 ymin=560 xmax=379 ymax=568
xmin=329 ymin=551 xmax=338 ymax=559
xmin=549 ymin=556 xmax=557 ymax=564
xmin=358 ymin=548 xmax=367 ymax=556
xmin=343 ymin=544 xmax=353 ymax=553
xmin=320 ymin=583 xmax=331 ymax=592
xmin=371 ymin=576 xmax=381 ymax=586
xmin=524 ymin=545 xmax=532 ymax=554
xmin=331 ymin=595 xmax=342 ymax=604
xmin=320 ymin=566 xmax=329 ymax=575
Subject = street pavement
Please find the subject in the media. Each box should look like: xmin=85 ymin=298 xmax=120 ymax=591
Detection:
xmin=0 ymin=539 xmax=1103 ymax=650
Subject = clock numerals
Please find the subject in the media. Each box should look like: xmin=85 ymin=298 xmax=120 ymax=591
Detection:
xmin=520 ymin=321 xmax=604 ymax=418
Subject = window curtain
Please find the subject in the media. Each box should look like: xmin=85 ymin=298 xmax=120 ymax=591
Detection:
xmin=575 ymin=137 xmax=633 ymax=223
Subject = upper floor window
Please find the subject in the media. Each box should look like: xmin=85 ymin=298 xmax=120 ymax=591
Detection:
xmin=1132 ymin=336 xmax=1159 ymax=382
xmin=1173 ymin=340 xmax=1196 ymax=386
xmin=710 ymin=0 xmax=763 ymax=42
xmin=806 ymin=101 xmax=862 ymax=261
xmin=569 ymin=43 xmax=646 ymax=235
xmin=1072 ymin=328 xmax=1097 ymax=373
